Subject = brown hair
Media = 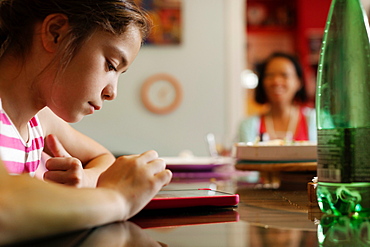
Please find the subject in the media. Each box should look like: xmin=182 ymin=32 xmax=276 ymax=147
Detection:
xmin=0 ymin=0 xmax=151 ymax=68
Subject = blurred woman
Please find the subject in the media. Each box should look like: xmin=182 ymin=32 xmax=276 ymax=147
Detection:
xmin=239 ymin=52 xmax=316 ymax=143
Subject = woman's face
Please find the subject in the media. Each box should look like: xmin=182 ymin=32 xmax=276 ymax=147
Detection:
xmin=262 ymin=57 xmax=301 ymax=105
xmin=46 ymin=25 xmax=142 ymax=123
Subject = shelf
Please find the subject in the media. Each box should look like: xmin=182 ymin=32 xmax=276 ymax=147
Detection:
xmin=247 ymin=26 xmax=295 ymax=34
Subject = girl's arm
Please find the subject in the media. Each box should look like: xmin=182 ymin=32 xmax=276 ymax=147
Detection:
xmin=38 ymin=107 xmax=116 ymax=187
xmin=0 ymin=150 xmax=172 ymax=245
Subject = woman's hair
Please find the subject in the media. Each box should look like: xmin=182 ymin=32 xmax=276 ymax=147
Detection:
xmin=0 ymin=0 xmax=151 ymax=68
xmin=254 ymin=52 xmax=308 ymax=104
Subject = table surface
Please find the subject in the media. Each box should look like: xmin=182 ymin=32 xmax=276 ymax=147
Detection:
xmin=8 ymin=165 xmax=326 ymax=247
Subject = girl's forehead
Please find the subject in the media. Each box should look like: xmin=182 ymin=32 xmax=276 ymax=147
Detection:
xmin=90 ymin=26 xmax=141 ymax=46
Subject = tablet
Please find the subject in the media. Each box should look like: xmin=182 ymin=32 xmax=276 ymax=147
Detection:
xmin=132 ymin=208 xmax=240 ymax=229
xmin=162 ymin=156 xmax=233 ymax=171
xmin=143 ymin=189 xmax=239 ymax=210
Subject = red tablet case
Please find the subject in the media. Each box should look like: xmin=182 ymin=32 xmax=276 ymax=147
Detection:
xmin=143 ymin=189 xmax=239 ymax=210
xmin=131 ymin=209 xmax=240 ymax=229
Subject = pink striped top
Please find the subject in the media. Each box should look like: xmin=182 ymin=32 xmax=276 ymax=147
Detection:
xmin=0 ymin=100 xmax=44 ymax=176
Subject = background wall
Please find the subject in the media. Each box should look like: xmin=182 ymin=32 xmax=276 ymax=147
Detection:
xmin=72 ymin=0 xmax=246 ymax=157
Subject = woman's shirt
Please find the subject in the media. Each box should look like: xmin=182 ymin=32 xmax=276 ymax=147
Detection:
xmin=239 ymin=106 xmax=317 ymax=143
xmin=0 ymin=99 xmax=44 ymax=176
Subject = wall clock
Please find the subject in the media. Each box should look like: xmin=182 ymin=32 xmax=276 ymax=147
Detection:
xmin=140 ymin=73 xmax=183 ymax=114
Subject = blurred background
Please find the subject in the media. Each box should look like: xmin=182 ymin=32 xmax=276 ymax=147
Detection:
xmin=71 ymin=0 xmax=370 ymax=157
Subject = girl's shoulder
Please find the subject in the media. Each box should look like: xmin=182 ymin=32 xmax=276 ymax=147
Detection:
xmin=37 ymin=107 xmax=61 ymax=136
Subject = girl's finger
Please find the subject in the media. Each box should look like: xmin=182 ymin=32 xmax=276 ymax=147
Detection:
xmin=45 ymin=134 xmax=72 ymax=158
xmin=155 ymin=169 xmax=173 ymax=186
xmin=146 ymin=158 xmax=166 ymax=174
xmin=137 ymin=150 xmax=159 ymax=164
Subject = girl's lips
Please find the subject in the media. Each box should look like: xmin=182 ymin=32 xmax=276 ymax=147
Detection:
xmin=88 ymin=102 xmax=101 ymax=111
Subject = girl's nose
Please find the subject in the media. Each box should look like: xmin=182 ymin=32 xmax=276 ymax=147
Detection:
xmin=102 ymin=84 xmax=117 ymax=101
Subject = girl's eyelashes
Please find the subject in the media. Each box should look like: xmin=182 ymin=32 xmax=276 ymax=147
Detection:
xmin=106 ymin=60 xmax=117 ymax=72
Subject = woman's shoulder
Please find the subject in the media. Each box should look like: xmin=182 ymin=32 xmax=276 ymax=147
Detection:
xmin=239 ymin=114 xmax=261 ymax=142
xmin=241 ymin=114 xmax=261 ymax=123
xmin=299 ymin=105 xmax=317 ymax=141
xmin=240 ymin=114 xmax=261 ymax=127
xmin=300 ymin=106 xmax=316 ymax=117
xmin=239 ymin=114 xmax=262 ymax=130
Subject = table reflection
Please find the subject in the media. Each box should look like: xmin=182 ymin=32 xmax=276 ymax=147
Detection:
xmin=249 ymin=226 xmax=317 ymax=247
xmin=7 ymin=221 xmax=166 ymax=247
xmin=79 ymin=222 xmax=167 ymax=247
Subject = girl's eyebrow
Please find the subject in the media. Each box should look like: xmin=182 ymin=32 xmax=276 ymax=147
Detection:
xmin=106 ymin=45 xmax=128 ymax=69
xmin=114 ymin=47 xmax=129 ymax=74
xmin=108 ymin=45 xmax=128 ymax=68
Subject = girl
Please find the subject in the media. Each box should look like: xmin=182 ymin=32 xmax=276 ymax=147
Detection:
xmin=0 ymin=0 xmax=172 ymax=244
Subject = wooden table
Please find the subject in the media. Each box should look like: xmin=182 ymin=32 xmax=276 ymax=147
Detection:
xmin=8 ymin=166 xmax=324 ymax=247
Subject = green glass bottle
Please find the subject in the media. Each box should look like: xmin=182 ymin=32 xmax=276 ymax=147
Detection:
xmin=316 ymin=0 xmax=370 ymax=216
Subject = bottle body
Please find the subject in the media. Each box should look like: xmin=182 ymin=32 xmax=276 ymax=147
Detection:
xmin=316 ymin=0 xmax=370 ymax=216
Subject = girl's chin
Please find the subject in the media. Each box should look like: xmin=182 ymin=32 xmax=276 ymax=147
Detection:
xmin=61 ymin=114 xmax=85 ymax=123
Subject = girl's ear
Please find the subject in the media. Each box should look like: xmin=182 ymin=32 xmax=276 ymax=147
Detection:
xmin=41 ymin=14 xmax=69 ymax=53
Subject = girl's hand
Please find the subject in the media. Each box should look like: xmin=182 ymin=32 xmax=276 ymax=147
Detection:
xmin=97 ymin=150 xmax=172 ymax=221
xmin=43 ymin=134 xmax=87 ymax=188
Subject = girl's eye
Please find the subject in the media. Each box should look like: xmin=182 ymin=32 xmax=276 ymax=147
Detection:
xmin=107 ymin=60 xmax=117 ymax=72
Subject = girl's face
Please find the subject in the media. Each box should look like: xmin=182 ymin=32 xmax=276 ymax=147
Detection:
xmin=262 ymin=57 xmax=301 ymax=106
xmin=46 ymin=25 xmax=142 ymax=123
